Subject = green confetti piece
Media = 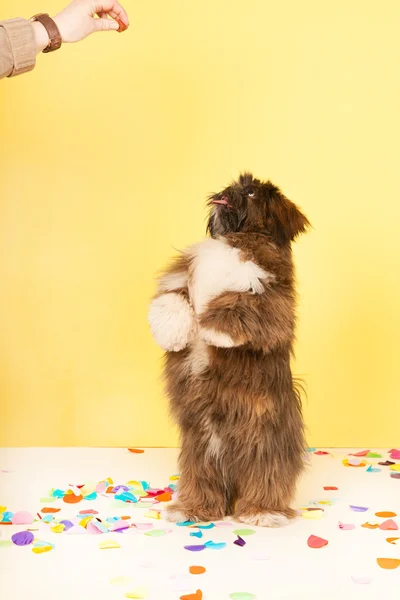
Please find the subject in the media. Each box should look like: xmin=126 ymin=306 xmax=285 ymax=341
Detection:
xmin=232 ymin=529 xmax=256 ymax=536
xmin=229 ymin=594 xmax=256 ymax=600
xmin=109 ymin=499 xmax=127 ymax=508
xmin=144 ymin=529 xmax=167 ymax=537
xmin=366 ymin=452 xmax=382 ymax=458
xmin=0 ymin=541 xmax=13 ymax=548
xmin=40 ymin=497 xmax=57 ymax=503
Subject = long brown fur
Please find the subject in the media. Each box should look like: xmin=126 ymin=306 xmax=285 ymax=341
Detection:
xmin=148 ymin=173 xmax=310 ymax=526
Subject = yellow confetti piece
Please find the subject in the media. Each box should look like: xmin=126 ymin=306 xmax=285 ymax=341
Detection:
xmin=0 ymin=506 xmax=6 ymax=513
xmin=32 ymin=545 xmax=53 ymax=554
xmin=390 ymin=464 xmax=400 ymax=472
xmin=106 ymin=477 xmax=114 ymax=485
xmin=318 ymin=500 xmax=334 ymax=506
xmin=144 ymin=510 xmax=160 ymax=520
xmin=99 ymin=540 xmax=120 ymax=549
xmin=79 ymin=516 xmax=93 ymax=529
xmin=302 ymin=510 xmax=324 ymax=520
xmin=50 ymin=524 xmax=65 ymax=534
xmin=125 ymin=587 xmax=149 ymax=599
xmin=169 ymin=475 xmax=180 ymax=481
xmin=110 ymin=576 xmax=132 ymax=586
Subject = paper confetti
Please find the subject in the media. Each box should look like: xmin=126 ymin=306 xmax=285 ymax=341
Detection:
xmin=99 ymin=540 xmax=121 ymax=549
xmin=184 ymin=545 xmax=206 ymax=552
xmin=366 ymin=452 xmax=382 ymax=458
xmin=351 ymin=576 xmax=372 ymax=584
xmin=234 ymin=535 xmax=246 ymax=547
xmin=0 ymin=541 xmax=13 ymax=548
xmin=233 ymin=529 xmax=256 ymax=536
xmin=338 ymin=522 xmax=355 ymax=530
xmin=390 ymin=473 xmax=400 ymax=479
xmin=389 ymin=449 xmax=400 ymax=459
xmin=125 ymin=587 xmax=148 ymax=598
xmin=323 ymin=486 xmax=338 ymax=490
xmin=204 ymin=540 xmax=226 ymax=550
xmin=302 ymin=510 xmax=323 ymax=520
xmin=190 ymin=530 xmax=203 ymax=538
xmin=180 ymin=592 xmax=202 ymax=600
xmin=350 ymin=450 xmax=370 ymax=457
xmin=11 ymin=531 xmax=34 ymax=546
xmin=41 ymin=507 xmax=60 ymax=514
xmin=189 ymin=566 xmax=206 ymax=575
xmin=314 ymin=451 xmax=330 ymax=455
xmin=50 ymin=523 xmax=65 ymax=533
xmin=342 ymin=458 xmax=367 ymax=467
xmin=11 ymin=511 xmax=34 ymax=525
xmin=32 ymin=544 xmax=53 ymax=554
xmin=128 ymin=449 xmax=145 ymax=454
xmin=67 ymin=525 xmax=88 ymax=535
xmin=63 ymin=493 xmax=83 ymax=504
xmin=349 ymin=505 xmax=368 ymax=512
xmin=379 ymin=519 xmax=398 ymax=531
xmin=376 ymin=511 xmax=397 ymax=518
xmin=386 ymin=537 xmax=400 ymax=545
xmin=366 ymin=465 xmax=381 ymax=473
xmin=376 ymin=558 xmax=400 ymax=570
xmin=307 ymin=535 xmax=328 ymax=548
xmin=378 ymin=460 xmax=395 ymax=466
xmin=361 ymin=522 xmax=379 ymax=529
xmin=229 ymin=594 xmax=256 ymax=600
xmin=145 ymin=529 xmax=167 ymax=537
xmin=390 ymin=464 xmax=400 ymax=472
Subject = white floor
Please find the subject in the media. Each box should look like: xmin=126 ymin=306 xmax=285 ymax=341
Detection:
xmin=0 ymin=447 xmax=399 ymax=600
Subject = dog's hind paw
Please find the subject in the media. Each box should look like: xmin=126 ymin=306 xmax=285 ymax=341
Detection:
xmin=237 ymin=511 xmax=293 ymax=528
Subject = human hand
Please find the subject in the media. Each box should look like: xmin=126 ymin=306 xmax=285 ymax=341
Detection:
xmin=53 ymin=0 xmax=129 ymax=43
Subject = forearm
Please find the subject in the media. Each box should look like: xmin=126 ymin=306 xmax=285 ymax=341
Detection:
xmin=199 ymin=290 xmax=294 ymax=352
xmin=0 ymin=18 xmax=36 ymax=79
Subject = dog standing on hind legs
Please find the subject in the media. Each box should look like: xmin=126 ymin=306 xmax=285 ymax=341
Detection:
xmin=148 ymin=173 xmax=310 ymax=527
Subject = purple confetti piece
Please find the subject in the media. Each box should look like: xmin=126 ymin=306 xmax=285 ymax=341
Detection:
xmin=184 ymin=544 xmax=206 ymax=552
xmin=350 ymin=505 xmax=369 ymax=512
xmin=11 ymin=531 xmax=34 ymax=546
xmin=60 ymin=520 xmax=74 ymax=531
xmin=110 ymin=520 xmax=130 ymax=532
xmin=234 ymin=535 xmax=246 ymax=547
xmin=114 ymin=485 xmax=130 ymax=493
xmin=391 ymin=473 xmax=400 ymax=479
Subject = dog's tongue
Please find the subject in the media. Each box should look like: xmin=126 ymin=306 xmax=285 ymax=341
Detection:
xmin=212 ymin=197 xmax=229 ymax=206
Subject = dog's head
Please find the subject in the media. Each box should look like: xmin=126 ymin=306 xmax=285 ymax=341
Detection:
xmin=207 ymin=172 xmax=310 ymax=245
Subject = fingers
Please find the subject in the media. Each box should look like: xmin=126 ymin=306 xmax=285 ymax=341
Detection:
xmin=94 ymin=1 xmax=129 ymax=29
xmin=92 ymin=17 xmax=120 ymax=31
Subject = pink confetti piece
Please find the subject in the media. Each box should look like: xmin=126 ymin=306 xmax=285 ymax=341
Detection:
xmin=11 ymin=511 xmax=34 ymax=525
xmin=379 ymin=519 xmax=398 ymax=531
xmin=215 ymin=521 xmax=234 ymax=527
xmin=389 ymin=450 xmax=400 ymax=459
xmin=133 ymin=523 xmax=154 ymax=531
xmin=338 ymin=521 xmax=355 ymax=530
xmin=66 ymin=525 xmax=88 ymax=535
xmin=79 ymin=509 xmax=99 ymax=515
xmin=350 ymin=450 xmax=370 ymax=457
xmin=351 ymin=576 xmax=372 ymax=585
xmin=11 ymin=531 xmax=34 ymax=546
xmin=307 ymin=535 xmax=328 ymax=548
xmin=110 ymin=520 xmax=130 ymax=532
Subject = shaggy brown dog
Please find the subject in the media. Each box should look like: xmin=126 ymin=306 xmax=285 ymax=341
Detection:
xmin=148 ymin=173 xmax=310 ymax=527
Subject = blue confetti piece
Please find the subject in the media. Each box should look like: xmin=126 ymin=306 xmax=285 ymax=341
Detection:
xmin=42 ymin=515 xmax=54 ymax=523
xmin=306 ymin=447 xmax=317 ymax=452
xmin=84 ymin=492 xmax=97 ymax=501
xmin=177 ymin=520 xmax=195 ymax=527
xmin=204 ymin=540 xmax=226 ymax=550
xmin=116 ymin=492 xmax=138 ymax=503
xmin=366 ymin=465 xmax=381 ymax=473
xmin=197 ymin=523 xmax=215 ymax=530
xmin=1 ymin=511 xmax=14 ymax=522
xmin=34 ymin=539 xmax=55 ymax=549
xmin=52 ymin=489 xmax=65 ymax=498
xmin=140 ymin=481 xmax=150 ymax=490
xmin=190 ymin=530 xmax=203 ymax=538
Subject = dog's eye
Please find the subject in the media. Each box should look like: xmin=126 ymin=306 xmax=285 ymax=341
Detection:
xmin=248 ymin=191 xmax=255 ymax=197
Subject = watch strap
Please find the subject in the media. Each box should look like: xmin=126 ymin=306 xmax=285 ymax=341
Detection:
xmin=30 ymin=13 xmax=62 ymax=53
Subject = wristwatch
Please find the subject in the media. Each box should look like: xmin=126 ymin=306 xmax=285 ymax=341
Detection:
xmin=30 ymin=13 xmax=62 ymax=53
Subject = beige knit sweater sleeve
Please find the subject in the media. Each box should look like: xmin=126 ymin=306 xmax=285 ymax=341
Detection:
xmin=0 ymin=18 xmax=36 ymax=79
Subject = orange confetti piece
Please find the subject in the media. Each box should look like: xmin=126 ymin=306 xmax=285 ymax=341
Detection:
xmin=63 ymin=494 xmax=83 ymax=504
xmin=155 ymin=492 xmax=172 ymax=502
xmin=386 ymin=537 xmax=400 ymax=545
xmin=180 ymin=591 xmax=203 ymax=600
xmin=128 ymin=448 xmax=145 ymax=453
xmin=362 ymin=522 xmax=379 ymax=529
xmin=376 ymin=558 xmax=400 ymax=570
xmin=375 ymin=511 xmax=397 ymax=518
xmin=189 ymin=566 xmax=206 ymax=575
xmin=41 ymin=507 xmax=61 ymax=514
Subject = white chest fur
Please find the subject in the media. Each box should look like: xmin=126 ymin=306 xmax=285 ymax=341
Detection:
xmin=188 ymin=238 xmax=272 ymax=315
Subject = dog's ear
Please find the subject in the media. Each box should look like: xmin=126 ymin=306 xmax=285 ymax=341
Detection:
xmin=265 ymin=187 xmax=310 ymax=245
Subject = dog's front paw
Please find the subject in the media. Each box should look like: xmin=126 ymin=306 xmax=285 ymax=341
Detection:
xmin=163 ymin=501 xmax=224 ymax=524
xmin=148 ymin=293 xmax=193 ymax=352
xmin=236 ymin=509 xmax=296 ymax=528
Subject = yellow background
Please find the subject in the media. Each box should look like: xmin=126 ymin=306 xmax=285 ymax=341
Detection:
xmin=1 ymin=0 xmax=399 ymax=447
